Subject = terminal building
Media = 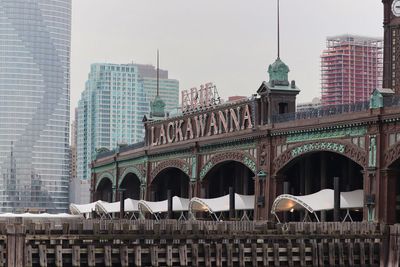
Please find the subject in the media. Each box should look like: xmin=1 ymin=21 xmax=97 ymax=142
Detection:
xmin=90 ymin=2 xmax=400 ymax=223
xmin=90 ymin=54 xmax=400 ymax=224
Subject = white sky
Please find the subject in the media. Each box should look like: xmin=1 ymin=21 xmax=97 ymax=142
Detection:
xmin=71 ymin=0 xmax=383 ymax=118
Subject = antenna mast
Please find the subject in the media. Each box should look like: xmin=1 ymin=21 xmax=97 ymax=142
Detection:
xmin=157 ymin=49 xmax=159 ymax=97
xmin=277 ymin=0 xmax=280 ymax=59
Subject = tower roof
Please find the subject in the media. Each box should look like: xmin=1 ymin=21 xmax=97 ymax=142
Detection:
xmin=268 ymin=57 xmax=290 ymax=86
xmin=150 ymin=95 xmax=166 ymax=118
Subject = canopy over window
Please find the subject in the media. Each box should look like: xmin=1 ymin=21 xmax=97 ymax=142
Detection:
xmin=271 ymin=189 xmax=364 ymax=222
xmin=189 ymin=194 xmax=254 ymax=219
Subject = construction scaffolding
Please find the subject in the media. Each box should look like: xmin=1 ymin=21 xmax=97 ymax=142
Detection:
xmin=321 ymin=35 xmax=383 ymax=106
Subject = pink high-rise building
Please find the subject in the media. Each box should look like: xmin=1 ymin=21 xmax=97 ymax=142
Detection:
xmin=321 ymin=35 xmax=383 ymax=106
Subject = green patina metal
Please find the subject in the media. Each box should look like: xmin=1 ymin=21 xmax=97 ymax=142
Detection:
xmin=199 ymin=161 xmax=212 ymax=180
xmin=286 ymin=126 xmax=367 ymax=144
xmin=243 ymin=156 xmax=257 ymax=174
xmin=149 ymin=149 xmax=191 ymax=162
xmin=118 ymin=156 xmax=147 ymax=168
xmin=369 ymin=135 xmax=377 ymax=168
xmin=93 ymin=162 xmax=116 ymax=174
xmin=199 ymin=140 xmax=256 ymax=154
xmin=291 ymin=142 xmax=345 ymax=157
xmin=370 ymin=90 xmax=383 ymax=109
xmin=268 ymin=57 xmax=289 ymax=84
xmin=182 ymin=165 xmax=190 ymax=176
xmin=151 ymin=95 xmax=166 ymax=118
xmin=191 ymin=156 xmax=197 ymax=182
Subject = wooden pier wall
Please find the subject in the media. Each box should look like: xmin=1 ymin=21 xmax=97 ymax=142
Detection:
xmin=0 ymin=220 xmax=399 ymax=266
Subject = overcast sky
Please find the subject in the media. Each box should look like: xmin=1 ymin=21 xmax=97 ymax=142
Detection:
xmin=71 ymin=0 xmax=383 ymax=118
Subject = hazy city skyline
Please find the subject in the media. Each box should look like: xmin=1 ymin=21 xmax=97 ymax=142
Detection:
xmin=71 ymin=0 xmax=382 ymax=119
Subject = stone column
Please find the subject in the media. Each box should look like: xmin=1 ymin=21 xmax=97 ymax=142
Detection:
xmin=379 ymin=169 xmax=397 ymax=223
xmin=362 ymin=168 xmax=376 ymax=222
xmin=271 ymin=174 xmax=285 ymax=222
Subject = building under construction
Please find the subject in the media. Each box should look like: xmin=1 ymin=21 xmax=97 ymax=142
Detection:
xmin=321 ymin=34 xmax=383 ymax=106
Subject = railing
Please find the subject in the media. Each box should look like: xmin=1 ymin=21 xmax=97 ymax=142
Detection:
xmin=3 ymin=220 xmax=389 ymax=266
xmin=273 ymin=100 xmax=370 ymax=123
xmin=383 ymin=95 xmax=400 ymax=108
xmin=96 ymin=141 xmax=145 ymax=159
xmin=119 ymin=141 xmax=145 ymax=153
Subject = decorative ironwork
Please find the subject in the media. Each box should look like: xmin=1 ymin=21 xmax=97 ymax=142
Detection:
xmin=369 ymin=135 xmax=377 ymax=168
xmin=244 ymin=156 xmax=257 ymax=173
xmin=199 ymin=152 xmax=256 ymax=180
xmin=150 ymin=159 xmax=190 ymax=181
xmin=272 ymin=101 xmax=370 ymax=123
xmin=291 ymin=142 xmax=345 ymax=157
xmin=273 ymin=141 xmax=367 ymax=174
xmin=199 ymin=162 xmax=212 ymax=180
xmin=286 ymin=126 xmax=367 ymax=144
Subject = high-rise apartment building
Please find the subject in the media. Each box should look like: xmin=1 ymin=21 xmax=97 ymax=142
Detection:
xmin=0 ymin=0 xmax=71 ymax=212
xmin=137 ymin=64 xmax=179 ymax=113
xmin=321 ymin=35 xmax=383 ymax=106
xmin=77 ymin=63 xmax=179 ymax=186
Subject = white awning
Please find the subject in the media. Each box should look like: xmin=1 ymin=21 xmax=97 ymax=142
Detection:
xmin=189 ymin=194 xmax=255 ymax=214
xmin=340 ymin=189 xmax=364 ymax=209
xmin=138 ymin=196 xmax=189 ymax=215
xmin=70 ymin=201 xmax=104 ymax=215
xmin=95 ymin=198 xmax=139 ymax=215
xmin=271 ymin=189 xmax=364 ymax=215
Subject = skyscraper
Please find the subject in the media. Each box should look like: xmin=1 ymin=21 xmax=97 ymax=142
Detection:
xmin=0 ymin=0 xmax=71 ymax=212
xmin=321 ymin=35 xmax=383 ymax=106
xmin=137 ymin=64 xmax=179 ymax=113
xmin=77 ymin=63 xmax=179 ymax=198
xmin=78 ymin=64 xmax=146 ymax=183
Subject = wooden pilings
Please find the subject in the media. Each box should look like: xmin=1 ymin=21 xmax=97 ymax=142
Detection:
xmin=0 ymin=219 xmax=397 ymax=266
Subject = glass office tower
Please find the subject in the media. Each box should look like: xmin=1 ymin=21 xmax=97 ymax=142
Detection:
xmin=0 ymin=0 xmax=71 ymax=212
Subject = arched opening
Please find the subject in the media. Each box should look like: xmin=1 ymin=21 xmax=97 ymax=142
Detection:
xmin=277 ymin=151 xmax=364 ymax=221
xmin=119 ymin=173 xmax=141 ymax=200
xmin=200 ymin=160 xmax=255 ymax=220
xmin=150 ymin=167 xmax=189 ymax=201
xmin=96 ymin=178 xmax=113 ymax=202
xmin=202 ymin=161 xmax=255 ymax=198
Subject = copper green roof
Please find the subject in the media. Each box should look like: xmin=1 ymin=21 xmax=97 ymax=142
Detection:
xmin=151 ymin=95 xmax=166 ymax=118
xmin=268 ymin=57 xmax=289 ymax=86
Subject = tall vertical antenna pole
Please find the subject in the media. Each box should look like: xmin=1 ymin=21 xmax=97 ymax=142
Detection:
xmin=277 ymin=0 xmax=280 ymax=59
xmin=157 ymin=49 xmax=159 ymax=97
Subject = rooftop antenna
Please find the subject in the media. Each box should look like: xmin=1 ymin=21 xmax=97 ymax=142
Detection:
xmin=157 ymin=49 xmax=159 ymax=97
xmin=277 ymin=0 xmax=280 ymax=59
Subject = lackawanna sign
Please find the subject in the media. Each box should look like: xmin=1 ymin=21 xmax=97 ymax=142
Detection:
xmin=149 ymin=103 xmax=254 ymax=146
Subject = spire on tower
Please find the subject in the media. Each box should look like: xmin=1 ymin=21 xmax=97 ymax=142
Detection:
xmin=150 ymin=49 xmax=166 ymax=119
xmin=157 ymin=49 xmax=159 ymax=97
xmin=277 ymin=0 xmax=280 ymax=59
